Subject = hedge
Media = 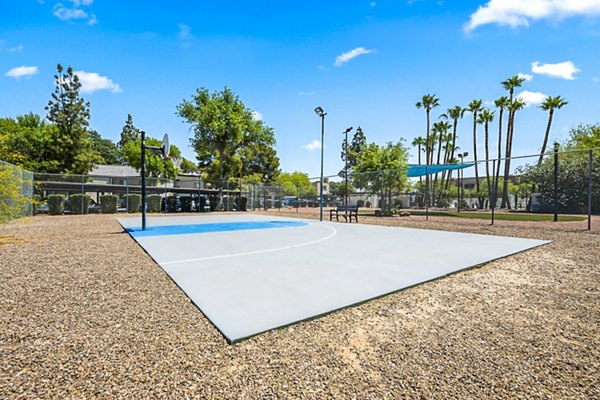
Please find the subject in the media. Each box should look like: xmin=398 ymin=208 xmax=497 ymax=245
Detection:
xmin=68 ymin=194 xmax=90 ymax=215
xmin=48 ymin=194 xmax=66 ymax=215
xmin=124 ymin=194 xmax=141 ymax=213
xmin=165 ymin=196 xmax=177 ymax=212
xmin=147 ymin=194 xmax=161 ymax=213
xmin=238 ymin=196 xmax=248 ymax=211
xmin=100 ymin=195 xmax=118 ymax=214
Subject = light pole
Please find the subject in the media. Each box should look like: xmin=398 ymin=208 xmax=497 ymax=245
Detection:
xmin=457 ymin=152 xmax=469 ymax=212
xmin=314 ymin=106 xmax=327 ymax=221
xmin=343 ymin=126 xmax=353 ymax=206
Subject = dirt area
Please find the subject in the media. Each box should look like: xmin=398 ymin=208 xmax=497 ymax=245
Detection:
xmin=1 ymin=212 xmax=598 ymax=399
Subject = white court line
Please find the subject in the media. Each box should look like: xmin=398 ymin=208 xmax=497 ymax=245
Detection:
xmin=161 ymin=224 xmax=337 ymax=265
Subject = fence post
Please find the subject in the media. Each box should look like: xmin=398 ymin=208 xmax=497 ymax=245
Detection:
xmin=589 ymin=149 xmax=593 ymax=231
xmin=553 ymin=143 xmax=559 ymax=222
xmin=81 ymin=174 xmax=84 ymax=214
xmin=425 ymin=165 xmax=429 ymax=221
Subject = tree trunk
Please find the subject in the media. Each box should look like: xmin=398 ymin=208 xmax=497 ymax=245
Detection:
xmin=472 ymin=113 xmax=480 ymax=196
xmin=493 ymin=108 xmax=503 ymax=208
xmin=484 ymin=123 xmax=491 ymax=209
xmin=501 ymin=110 xmax=514 ymax=209
xmin=445 ymin=120 xmax=459 ymax=192
xmin=538 ymin=109 xmax=554 ymax=165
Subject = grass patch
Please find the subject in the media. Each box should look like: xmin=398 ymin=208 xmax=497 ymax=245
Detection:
xmin=409 ymin=210 xmax=586 ymax=222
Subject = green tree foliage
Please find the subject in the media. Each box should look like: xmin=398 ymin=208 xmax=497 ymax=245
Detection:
xmin=276 ymin=171 xmax=316 ymax=197
xmin=329 ymin=180 xmax=356 ymax=198
xmin=341 ymin=126 xmax=367 ymax=170
xmin=119 ymin=114 xmax=141 ymax=148
xmin=239 ymin=143 xmax=280 ymax=183
xmin=45 ymin=64 xmax=100 ymax=174
xmin=88 ymin=130 xmax=120 ymax=165
xmin=122 ymin=136 xmax=181 ymax=178
xmin=519 ymin=124 xmax=600 ymax=213
xmin=179 ymin=157 xmax=198 ymax=174
xmin=352 ymin=141 xmax=409 ymax=211
xmin=177 ymin=87 xmax=277 ymax=208
xmin=0 ymin=114 xmax=56 ymax=172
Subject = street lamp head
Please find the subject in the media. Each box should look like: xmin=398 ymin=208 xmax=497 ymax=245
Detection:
xmin=343 ymin=126 xmax=353 ymax=134
xmin=314 ymin=106 xmax=326 ymax=117
xmin=463 ymin=151 xmax=469 ymax=158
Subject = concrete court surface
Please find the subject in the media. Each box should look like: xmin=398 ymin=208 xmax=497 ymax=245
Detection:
xmin=118 ymin=214 xmax=550 ymax=343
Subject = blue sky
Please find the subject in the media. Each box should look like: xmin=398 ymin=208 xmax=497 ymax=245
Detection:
xmin=1 ymin=0 xmax=599 ymax=178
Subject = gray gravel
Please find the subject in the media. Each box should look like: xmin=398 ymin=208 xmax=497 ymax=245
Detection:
xmin=1 ymin=213 xmax=599 ymax=399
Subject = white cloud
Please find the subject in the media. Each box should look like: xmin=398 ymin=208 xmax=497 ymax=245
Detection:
xmin=517 ymin=90 xmax=547 ymax=107
xmin=302 ymin=140 xmax=322 ymax=152
xmin=593 ymin=77 xmax=600 ymax=82
xmin=531 ymin=61 xmax=580 ymax=80
xmin=465 ymin=0 xmax=600 ymax=32
xmin=251 ymin=111 xmax=263 ymax=121
xmin=74 ymin=70 xmax=122 ymax=93
xmin=334 ymin=47 xmax=374 ymax=67
xmin=178 ymin=24 xmax=192 ymax=39
xmin=518 ymin=72 xmax=533 ymax=82
xmin=53 ymin=1 xmax=96 ymax=25
xmin=5 ymin=65 xmax=38 ymax=79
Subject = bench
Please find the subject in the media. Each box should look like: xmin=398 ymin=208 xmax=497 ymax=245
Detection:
xmin=329 ymin=205 xmax=359 ymax=223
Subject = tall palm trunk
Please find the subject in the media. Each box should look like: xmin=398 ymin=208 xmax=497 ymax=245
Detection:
xmin=484 ymin=122 xmax=491 ymax=207
xmin=472 ymin=113 xmax=480 ymax=195
xmin=445 ymin=119 xmax=459 ymax=192
xmin=538 ymin=109 xmax=554 ymax=165
xmin=501 ymin=110 xmax=515 ymax=208
xmin=493 ymin=108 xmax=504 ymax=208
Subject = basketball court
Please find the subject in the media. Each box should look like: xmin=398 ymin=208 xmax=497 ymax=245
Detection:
xmin=118 ymin=214 xmax=549 ymax=343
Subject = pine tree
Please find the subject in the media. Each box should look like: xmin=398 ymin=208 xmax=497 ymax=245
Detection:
xmin=45 ymin=64 xmax=98 ymax=173
xmin=119 ymin=114 xmax=141 ymax=148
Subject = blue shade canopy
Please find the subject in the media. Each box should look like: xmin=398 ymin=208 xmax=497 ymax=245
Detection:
xmin=407 ymin=163 xmax=475 ymax=177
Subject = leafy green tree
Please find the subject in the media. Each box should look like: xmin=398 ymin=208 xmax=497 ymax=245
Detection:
xmin=179 ymin=158 xmax=198 ymax=174
xmin=538 ymin=96 xmax=568 ymax=165
xmin=88 ymin=130 xmax=120 ymax=165
xmin=0 ymin=114 xmax=56 ymax=172
xmin=493 ymin=96 xmax=510 ymax=206
xmin=122 ymin=136 xmax=181 ymax=179
xmin=177 ymin=87 xmax=277 ymax=209
xmin=341 ymin=126 xmax=367 ymax=174
xmin=353 ymin=141 xmax=409 ymax=211
xmin=329 ymin=180 xmax=356 ymax=198
xmin=276 ymin=171 xmax=316 ymax=197
xmin=567 ymin=124 xmax=600 ymax=149
xmin=45 ymin=64 xmax=100 ymax=174
xmin=239 ymin=143 xmax=280 ymax=183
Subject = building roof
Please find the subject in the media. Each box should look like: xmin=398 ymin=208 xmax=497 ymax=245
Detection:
xmin=89 ymin=164 xmax=139 ymax=177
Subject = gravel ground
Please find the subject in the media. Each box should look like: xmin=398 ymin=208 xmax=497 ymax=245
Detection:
xmin=1 ymin=213 xmax=599 ymax=399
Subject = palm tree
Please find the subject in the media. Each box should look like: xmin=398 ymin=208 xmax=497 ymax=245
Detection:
xmin=416 ymin=94 xmax=440 ymax=206
xmin=440 ymin=106 xmax=463 ymax=192
xmin=501 ymin=98 xmax=525 ymax=208
xmin=411 ymin=136 xmax=426 ymax=165
xmin=493 ymin=96 xmax=509 ymax=207
xmin=416 ymin=94 xmax=440 ymax=166
xmin=538 ymin=96 xmax=568 ymax=165
xmin=431 ymin=121 xmax=451 ymax=203
xmin=411 ymin=136 xmax=426 ymax=189
xmin=466 ymin=99 xmax=483 ymax=199
xmin=500 ymin=75 xmax=526 ymax=208
xmin=477 ymin=108 xmax=495 ymax=206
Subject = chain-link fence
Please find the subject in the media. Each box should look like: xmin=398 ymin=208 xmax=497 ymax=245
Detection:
xmin=0 ymin=160 xmax=34 ymax=222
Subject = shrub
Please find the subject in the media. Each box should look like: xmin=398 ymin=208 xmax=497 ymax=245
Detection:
xmin=274 ymin=200 xmax=281 ymax=209
xmin=165 ymin=196 xmax=177 ymax=212
xmin=356 ymin=199 xmax=365 ymax=207
xmin=238 ymin=196 xmax=248 ymax=211
xmin=68 ymin=194 xmax=90 ymax=214
xmin=146 ymin=194 xmax=162 ymax=212
xmin=100 ymin=195 xmax=118 ymax=214
xmin=264 ymin=199 xmax=273 ymax=209
xmin=47 ymin=194 xmax=66 ymax=215
xmin=180 ymin=196 xmax=192 ymax=212
xmin=124 ymin=194 xmax=141 ymax=213
xmin=365 ymin=201 xmax=371 ymax=208
xmin=197 ymin=196 xmax=207 ymax=212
